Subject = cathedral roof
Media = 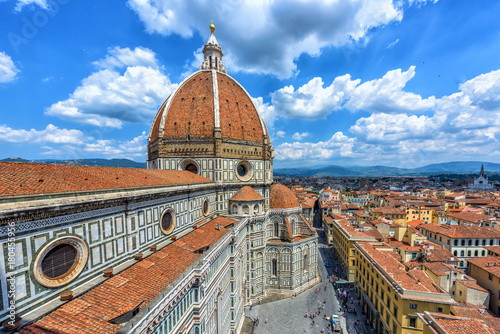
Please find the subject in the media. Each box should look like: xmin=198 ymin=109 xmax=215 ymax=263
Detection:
xmin=269 ymin=183 xmax=300 ymax=209
xmin=148 ymin=22 xmax=269 ymax=149
xmin=230 ymin=186 xmax=264 ymax=201
xmin=149 ymin=70 xmax=268 ymax=144
xmin=0 ymin=162 xmax=212 ymax=197
xmin=19 ymin=216 xmax=237 ymax=334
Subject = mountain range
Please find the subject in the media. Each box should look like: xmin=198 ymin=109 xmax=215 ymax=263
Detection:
xmin=0 ymin=158 xmax=147 ymax=169
xmin=274 ymin=161 xmax=500 ymax=177
xmin=1 ymin=158 xmax=499 ymax=177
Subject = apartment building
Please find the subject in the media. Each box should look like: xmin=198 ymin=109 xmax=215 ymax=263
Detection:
xmin=354 ymin=242 xmax=457 ymax=334
xmin=418 ymin=223 xmax=500 ymax=271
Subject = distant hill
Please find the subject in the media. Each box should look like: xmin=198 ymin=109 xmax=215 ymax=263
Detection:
xmin=1 ymin=158 xmax=147 ymax=169
xmin=275 ymin=161 xmax=500 ymax=177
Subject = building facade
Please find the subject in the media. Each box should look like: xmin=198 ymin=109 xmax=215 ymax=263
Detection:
xmin=354 ymin=243 xmax=457 ymax=334
xmin=418 ymin=223 xmax=500 ymax=271
xmin=0 ymin=23 xmax=318 ymax=334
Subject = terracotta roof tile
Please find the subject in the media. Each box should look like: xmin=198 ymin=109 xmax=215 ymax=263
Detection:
xmin=447 ymin=212 xmax=495 ymax=223
xmin=467 ymin=256 xmax=500 ymax=277
xmin=484 ymin=246 xmax=500 ymax=256
xmin=419 ymin=223 xmax=500 ymax=239
xmin=18 ymin=216 xmax=237 ymax=334
xmin=0 ymin=162 xmax=213 ymax=197
xmin=150 ymin=71 xmax=267 ymax=144
xmin=457 ymin=280 xmax=489 ymax=293
xmin=269 ymin=183 xmax=299 ymax=209
xmin=229 ymin=186 xmax=264 ymax=201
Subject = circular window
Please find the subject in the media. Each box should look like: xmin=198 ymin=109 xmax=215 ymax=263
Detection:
xmin=42 ymin=244 xmax=78 ymax=279
xmin=203 ymin=199 xmax=210 ymax=216
xmin=179 ymin=159 xmax=200 ymax=175
xmin=186 ymin=163 xmax=198 ymax=174
xmin=160 ymin=209 xmax=176 ymax=235
xmin=237 ymin=164 xmax=247 ymax=177
xmin=34 ymin=237 xmax=88 ymax=288
xmin=235 ymin=160 xmax=253 ymax=181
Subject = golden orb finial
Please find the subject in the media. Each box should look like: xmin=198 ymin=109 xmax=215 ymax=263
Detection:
xmin=210 ymin=20 xmax=215 ymax=33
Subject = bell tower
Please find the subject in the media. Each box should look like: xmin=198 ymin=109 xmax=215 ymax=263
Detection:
xmin=199 ymin=21 xmax=227 ymax=73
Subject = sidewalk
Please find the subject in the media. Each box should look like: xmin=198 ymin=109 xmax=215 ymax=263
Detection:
xmin=242 ymin=227 xmax=371 ymax=334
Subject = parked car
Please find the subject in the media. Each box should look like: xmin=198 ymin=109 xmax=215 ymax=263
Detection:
xmin=325 ymin=261 xmax=330 ymax=267
xmin=330 ymin=315 xmax=341 ymax=332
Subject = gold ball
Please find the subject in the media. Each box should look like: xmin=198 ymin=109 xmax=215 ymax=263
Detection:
xmin=210 ymin=23 xmax=215 ymax=33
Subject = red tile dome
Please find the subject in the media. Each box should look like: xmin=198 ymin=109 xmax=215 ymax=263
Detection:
xmin=230 ymin=186 xmax=265 ymax=202
xmin=269 ymin=183 xmax=300 ymax=209
xmin=148 ymin=70 xmax=268 ymax=144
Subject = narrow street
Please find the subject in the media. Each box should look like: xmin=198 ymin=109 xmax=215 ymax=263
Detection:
xmin=245 ymin=218 xmax=371 ymax=334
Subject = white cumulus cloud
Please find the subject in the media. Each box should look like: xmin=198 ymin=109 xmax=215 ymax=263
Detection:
xmin=276 ymin=130 xmax=286 ymax=138
xmin=46 ymin=46 xmax=177 ymax=128
xmin=127 ymin=0 xmax=404 ymax=78
xmin=0 ymin=124 xmax=89 ymax=144
xmin=276 ymin=132 xmax=356 ymax=160
xmin=292 ymin=132 xmax=313 ymax=140
xmin=0 ymin=51 xmax=19 ymax=83
xmin=83 ymin=132 xmax=147 ymax=158
xmin=271 ymin=66 xmax=435 ymax=119
xmin=274 ymin=68 xmax=500 ymax=166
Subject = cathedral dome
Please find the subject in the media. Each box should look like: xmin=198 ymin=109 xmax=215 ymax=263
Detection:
xmin=269 ymin=183 xmax=299 ymax=209
xmin=149 ymin=70 xmax=268 ymax=144
xmin=230 ymin=186 xmax=265 ymax=201
xmin=147 ymin=22 xmax=272 ymax=166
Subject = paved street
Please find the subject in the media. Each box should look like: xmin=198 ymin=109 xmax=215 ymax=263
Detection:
xmin=245 ymin=223 xmax=371 ymax=334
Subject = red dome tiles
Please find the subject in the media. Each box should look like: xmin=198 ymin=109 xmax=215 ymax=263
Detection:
xmin=230 ymin=186 xmax=264 ymax=201
xmin=269 ymin=183 xmax=300 ymax=209
xmin=149 ymin=70 xmax=266 ymax=144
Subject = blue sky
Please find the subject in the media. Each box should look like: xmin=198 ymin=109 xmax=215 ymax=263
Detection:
xmin=1 ymin=0 xmax=499 ymax=168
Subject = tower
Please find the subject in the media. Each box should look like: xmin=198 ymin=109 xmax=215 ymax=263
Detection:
xmin=147 ymin=22 xmax=274 ymax=208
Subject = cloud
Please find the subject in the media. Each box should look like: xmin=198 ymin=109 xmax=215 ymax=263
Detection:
xmin=349 ymin=113 xmax=440 ymax=143
xmin=127 ymin=0 xmax=404 ymax=78
xmin=252 ymin=97 xmax=276 ymax=129
xmin=46 ymin=46 xmax=177 ymax=128
xmin=13 ymin=0 xmax=48 ymax=11
xmin=271 ymin=66 xmax=435 ymax=119
xmin=83 ymin=132 xmax=147 ymax=158
xmin=0 ymin=51 xmax=19 ymax=83
xmin=274 ymin=68 xmax=500 ymax=166
xmin=0 ymin=124 xmax=89 ymax=144
xmin=386 ymin=38 xmax=399 ymax=49
xmin=344 ymin=66 xmax=436 ymax=113
xmin=276 ymin=132 xmax=356 ymax=160
xmin=276 ymin=131 xmax=285 ymax=138
xmin=272 ymin=74 xmax=358 ymax=118
xmin=292 ymin=132 xmax=313 ymax=140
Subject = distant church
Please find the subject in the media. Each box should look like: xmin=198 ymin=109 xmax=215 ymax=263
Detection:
xmin=469 ymin=164 xmax=494 ymax=190
xmin=0 ymin=23 xmax=319 ymax=334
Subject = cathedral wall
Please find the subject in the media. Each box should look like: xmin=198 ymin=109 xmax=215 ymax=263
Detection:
xmin=149 ymin=157 xmax=272 ymax=187
xmin=0 ymin=186 xmax=218 ymax=322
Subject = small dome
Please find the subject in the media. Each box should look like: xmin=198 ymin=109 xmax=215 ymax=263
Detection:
xmin=230 ymin=186 xmax=264 ymax=201
xmin=269 ymin=183 xmax=299 ymax=209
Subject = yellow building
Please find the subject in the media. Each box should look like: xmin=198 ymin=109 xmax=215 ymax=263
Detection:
xmin=467 ymin=256 xmax=500 ymax=315
xmin=371 ymin=207 xmax=407 ymax=226
xmin=354 ymin=242 xmax=457 ymax=334
xmin=326 ymin=213 xmax=381 ymax=282
xmin=405 ymin=207 xmax=438 ymax=224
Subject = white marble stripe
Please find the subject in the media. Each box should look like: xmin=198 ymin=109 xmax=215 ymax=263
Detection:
xmin=212 ymin=69 xmax=220 ymax=128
